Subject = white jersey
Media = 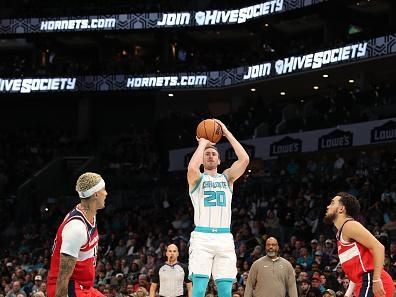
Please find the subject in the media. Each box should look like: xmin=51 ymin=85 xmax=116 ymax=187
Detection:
xmin=190 ymin=173 xmax=233 ymax=230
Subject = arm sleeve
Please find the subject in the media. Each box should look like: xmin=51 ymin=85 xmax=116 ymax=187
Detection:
xmin=345 ymin=280 xmax=356 ymax=296
xmin=151 ymin=264 xmax=161 ymax=284
xmin=60 ymin=219 xmax=88 ymax=258
xmin=182 ymin=263 xmax=191 ymax=283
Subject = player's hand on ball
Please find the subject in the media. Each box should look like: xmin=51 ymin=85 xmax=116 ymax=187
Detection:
xmin=196 ymin=119 xmax=223 ymax=143
xmin=213 ymin=119 xmax=229 ymax=136
xmin=196 ymin=136 xmax=215 ymax=146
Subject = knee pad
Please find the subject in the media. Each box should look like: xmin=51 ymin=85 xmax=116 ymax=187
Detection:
xmin=215 ymin=278 xmax=234 ymax=297
xmin=191 ymin=274 xmax=209 ymax=297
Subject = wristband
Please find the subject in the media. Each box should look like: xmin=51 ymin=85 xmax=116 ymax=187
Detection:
xmin=372 ymin=279 xmax=382 ymax=283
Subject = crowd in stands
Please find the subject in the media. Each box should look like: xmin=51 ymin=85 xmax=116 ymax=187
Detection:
xmin=0 ymin=0 xmax=393 ymax=80
xmin=1 ymin=129 xmax=396 ymax=297
xmin=1 ymin=137 xmax=396 ymax=297
xmin=157 ymin=80 xmax=396 ymax=149
xmin=1 ymin=79 xmax=395 ymax=199
xmin=0 ymin=30 xmax=367 ymax=78
xmin=0 ymin=129 xmax=93 ymax=196
xmin=1 ymin=0 xmax=384 ymax=79
xmin=0 ymin=51 xmax=395 ymax=297
xmin=101 ymin=126 xmax=160 ymax=190
xmin=1 ymin=2 xmax=395 ymax=296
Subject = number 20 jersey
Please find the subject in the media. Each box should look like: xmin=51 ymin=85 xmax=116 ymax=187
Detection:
xmin=189 ymin=173 xmax=233 ymax=229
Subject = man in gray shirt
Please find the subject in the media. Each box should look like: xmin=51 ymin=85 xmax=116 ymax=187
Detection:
xmin=244 ymin=237 xmax=298 ymax=297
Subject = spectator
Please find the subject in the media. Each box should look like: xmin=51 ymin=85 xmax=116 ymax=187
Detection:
xmin=297 ymin=247 xmax=313 ymax=270
xmin=311 ymin=277 xmax=325 ymax=293
xmin=322 ymin=240 xmax=336 ymax=259
xmin=244 ymin=237 xmax=297 ymax=297
xmin=38 ymin=283 xmax=46 ymax=296
xmin=32 ymin=275 xmax=43 ymax=294
xmin=135 ymin=287 xmax=148 ymax=297
xmin=114 ymin=240 xmax=127 ymax=258
xmin=299 ymin=279 xmax=311 ymax=297
xmin=322 ymin=266 xmax=340 ymax=292
xmin=6 ymin=282 xmax=26 ymax=297
xmin=313 ymin=251 xmax=326 ymax=270
xmin=33 ymin=292 xmax=45 ymax=297
xmin=322 ymin=289 xmax=336 ymax=297
xmin=133 ymin=274 xmax=150 ymax=293
xmin=333 ymin=155 xmax=344 ymax=172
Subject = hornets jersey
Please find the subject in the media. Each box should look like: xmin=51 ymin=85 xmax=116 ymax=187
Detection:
xmin=190 ymin=173 xmax=233 ymax=230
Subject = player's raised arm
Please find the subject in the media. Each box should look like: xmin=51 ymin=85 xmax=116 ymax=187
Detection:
xmin=216 ymin=120 xmax=250 ymax=183
xmin=187 ymin=137 xmax=213 ymax=190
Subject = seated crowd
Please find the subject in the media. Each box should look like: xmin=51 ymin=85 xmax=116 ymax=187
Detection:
xmin=0 ymin=79 xmax=395 ymax=297
xmin=1 ymin=141 xmax=396 ymax=297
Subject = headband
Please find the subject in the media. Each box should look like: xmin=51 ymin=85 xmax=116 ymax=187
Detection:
xmin=77 ymin=179 xmax=105 ymax=199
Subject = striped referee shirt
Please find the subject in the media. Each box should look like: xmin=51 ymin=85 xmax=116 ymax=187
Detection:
xmin=151 ymin=262 xmax=190 ymax=297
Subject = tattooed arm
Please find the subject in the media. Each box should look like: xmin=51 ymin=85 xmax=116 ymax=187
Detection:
xmin=55 ymin=253 xmax=77 ymax=297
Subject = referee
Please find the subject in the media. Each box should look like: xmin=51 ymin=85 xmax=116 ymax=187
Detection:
xmin=149 ymin=244 xmax=192 ymax=297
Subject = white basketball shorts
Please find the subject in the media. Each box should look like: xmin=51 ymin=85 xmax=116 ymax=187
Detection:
xmin=188 ymin=231 xmax=237 ymax=280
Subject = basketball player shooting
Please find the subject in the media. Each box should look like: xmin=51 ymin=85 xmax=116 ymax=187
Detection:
xmin=187 ymin=119 xmax=250 ymax=297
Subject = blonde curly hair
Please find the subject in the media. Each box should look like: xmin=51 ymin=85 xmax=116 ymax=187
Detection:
xmin=75 ymin=172 xmax=103 ymax=194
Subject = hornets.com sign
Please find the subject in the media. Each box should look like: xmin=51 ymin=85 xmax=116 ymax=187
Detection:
xmin=40 ymin=18 xmax=116 ymax=31
xmin=0 ymin=34 xmax=394 ymax=93
xmin=126 ymin=75 xmax=207 ymax=89
xmin=0 ymin=78 xmax=76 ymax=93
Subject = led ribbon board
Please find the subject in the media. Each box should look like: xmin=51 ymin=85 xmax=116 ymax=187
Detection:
xmin=0 ymin=34 xmax=395 ymax=93
xmin=0 ymin=78 xmax=76 ymax=93
xmin=0 ymin=0 xmax=325 ymax=34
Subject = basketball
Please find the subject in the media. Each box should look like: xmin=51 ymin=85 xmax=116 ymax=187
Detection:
xmin=196 ymin=119 xmax=223 ymax=143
